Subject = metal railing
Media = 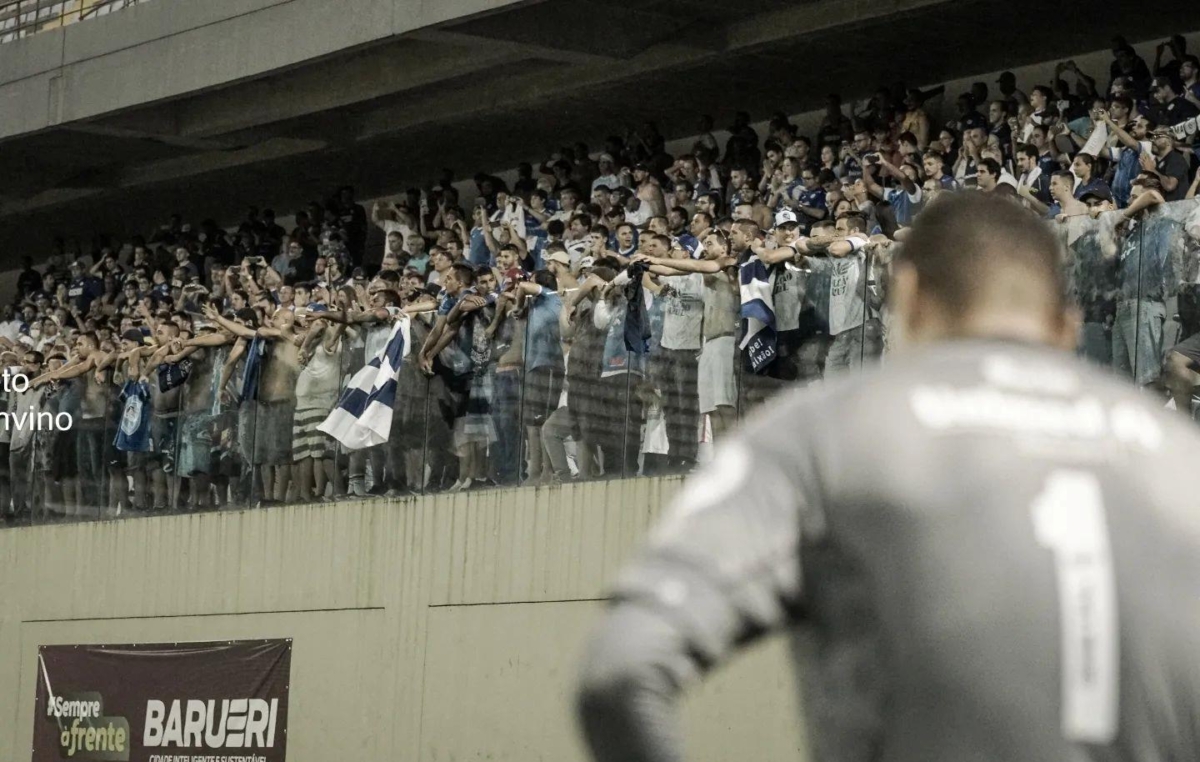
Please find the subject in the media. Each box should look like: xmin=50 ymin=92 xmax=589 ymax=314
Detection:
xmin=0 ymin=0 xmax=151 ymax=44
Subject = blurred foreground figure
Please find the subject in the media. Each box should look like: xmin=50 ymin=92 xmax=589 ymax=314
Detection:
xmin=576 ymin=192 xmax=1200 ymax=762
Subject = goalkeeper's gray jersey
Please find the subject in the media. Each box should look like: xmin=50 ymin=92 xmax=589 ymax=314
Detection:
xmin=578 ymin=339 xmax=1200 ymax=762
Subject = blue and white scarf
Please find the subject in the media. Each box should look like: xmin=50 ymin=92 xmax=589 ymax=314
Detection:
xmin=739 ymin=255 xmax=777 ymax=373
xmin=318 ymin=316 xmax=410 ymax=450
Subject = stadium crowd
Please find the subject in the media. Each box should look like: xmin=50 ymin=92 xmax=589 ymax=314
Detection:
xmin=2 ymin=37 xmax=1200 ymax=524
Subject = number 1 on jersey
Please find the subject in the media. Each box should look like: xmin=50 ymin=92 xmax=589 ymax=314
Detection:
xmin=1031 ymin=470 xmax=1119 ymax=744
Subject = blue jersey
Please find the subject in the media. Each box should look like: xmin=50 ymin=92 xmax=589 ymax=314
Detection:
xmin=887 ymin=186 xmax=923 ymax=227
xmin=793 ymin=186 xmax=826 ymax=213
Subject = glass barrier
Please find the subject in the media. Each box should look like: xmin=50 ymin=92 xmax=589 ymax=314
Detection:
xmin=8 ymin=198 xmax=1200 ymax=529
xmin=1055 ymin=198 xmax=1200 ymax=422
xmin=1059 ymin=212 xmax=1120 ymax=373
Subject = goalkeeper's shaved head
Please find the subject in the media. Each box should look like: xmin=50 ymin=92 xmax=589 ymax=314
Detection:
xmin=890 ymin=192 xmax=1077 ymax=350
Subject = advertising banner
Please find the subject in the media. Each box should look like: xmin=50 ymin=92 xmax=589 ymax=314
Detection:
xmin=33 ymin=639 xmax=291 ymax=762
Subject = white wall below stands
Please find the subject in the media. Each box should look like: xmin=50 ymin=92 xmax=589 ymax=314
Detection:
xmin=0 ymin=477 xmax=810 ymax=762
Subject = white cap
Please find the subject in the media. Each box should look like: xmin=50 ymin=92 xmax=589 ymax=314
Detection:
xmin=774 ymin=209 xmax=798 ymax=226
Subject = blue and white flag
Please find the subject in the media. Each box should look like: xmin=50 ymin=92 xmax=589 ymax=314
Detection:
xmin=318 ymin=316 xmax=410 ymax=450
xmin=739 ymin=255 xmax=777 ymax=373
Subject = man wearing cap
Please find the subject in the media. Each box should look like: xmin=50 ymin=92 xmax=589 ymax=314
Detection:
xmin=645 ymin=234 xmax=703 ymax=471
xmin=544 ymin=245 xmax=578 ymax=293
xmin=764 ymin=217 xmax=826 ymax=383
xmin=1147 ymin=76 xmax=1200 ymax=137
xmin=1139 ymin=125 xmax=1192 ymax=201
xmin=631 ymin=163 xmax=666 ymax=219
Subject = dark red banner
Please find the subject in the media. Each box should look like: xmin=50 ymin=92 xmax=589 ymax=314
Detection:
xmin=33 ymin=640 xmax=291 ymax=762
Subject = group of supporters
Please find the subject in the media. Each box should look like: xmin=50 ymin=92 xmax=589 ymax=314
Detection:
xmin=3 ymin=37 xmax=1200 ymax=524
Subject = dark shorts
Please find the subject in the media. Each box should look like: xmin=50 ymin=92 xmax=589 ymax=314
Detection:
xmin=151 ymin=414 xmax=180 ymax=464
xmin=240 ymin=399 xmax=295 ymax=466
xmin=49 ymin=431 xmax=77 ymax=479
xmin=177 ymin=414 xmax=214 ymax=476
xmin=522 ymin=366 xmax=564 ymax=428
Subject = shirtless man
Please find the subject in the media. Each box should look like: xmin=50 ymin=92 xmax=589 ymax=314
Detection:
xmin=30 ymin=332 xmax=106 ymax=516
xmin=206 ymin=303 xmax=301 ymax=503
xmin=160 ymin=315 xmax=228 ymax=510
xmin=632 ymin=163 xmax=667 ymax=218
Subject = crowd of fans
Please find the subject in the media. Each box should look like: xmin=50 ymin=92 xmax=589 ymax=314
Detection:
xmin=2 ymin=36 xmax=1200 ymax=525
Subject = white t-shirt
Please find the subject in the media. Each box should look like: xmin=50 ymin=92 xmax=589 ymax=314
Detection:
xmin=772 ymin=260 xmax=807 ymax=333
xmin=364 ymin=322 xmax=393 ymax=361
xmin=0 ymin=319 xmax=21 ymax=343
xmin=380 ymin=220 xmax=414 ymax=258
xmin=807 ymin=237 xmax=869 ymax=336
xmin=625 ymin=204 xmax=653 ymax=228
xmin=296 ymin=342 xmax=342 ymax=410
xmin=659 ymin=273 xmax=704 ymax=351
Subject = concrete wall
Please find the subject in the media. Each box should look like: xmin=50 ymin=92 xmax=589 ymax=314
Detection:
xmin=0 ymin=0 xmax=525 ymax=140
xmin=0 ymin=477 xmax=809 ymax=761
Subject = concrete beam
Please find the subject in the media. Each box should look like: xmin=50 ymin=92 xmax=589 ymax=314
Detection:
xmin=165 ymin=40 xmax=523 ymax=139
xmin=61 ymin=122 xmax=242 ymax=151
xmin=356 ymin=0 xmax=953 ymax=141
xmin=0 ymin=0 xmax=533 ymax=141
xmin=715 ymin=0 xmax=953 ymax=52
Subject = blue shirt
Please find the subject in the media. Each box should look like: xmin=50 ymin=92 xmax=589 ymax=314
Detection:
xmin=523 ymin=288 xmax=564 ymax=372
xmin=793 ymin=185 xmax=826 ymax=212
xmin=468 ymin=227 xmax=492 ymax=267
xmin=67 ymin=276 xmax=103 ymax=312
xmin=1111 ymin=148 xmax=1142 ymax=209
xmin=1073 ymin=177 xmax=1112 ymax=201
xmin=407 ymin=254 xmax=430 ymax=275
xmin=1037 ymin=154 xmax=1058 ymax=178
xmin=886 ymin=186 xmax=923 ymax=227
xmin=527 ymin=229 xmax=550 ymax=271
xmin=776 ymin=179 xmax=803 ymax=213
